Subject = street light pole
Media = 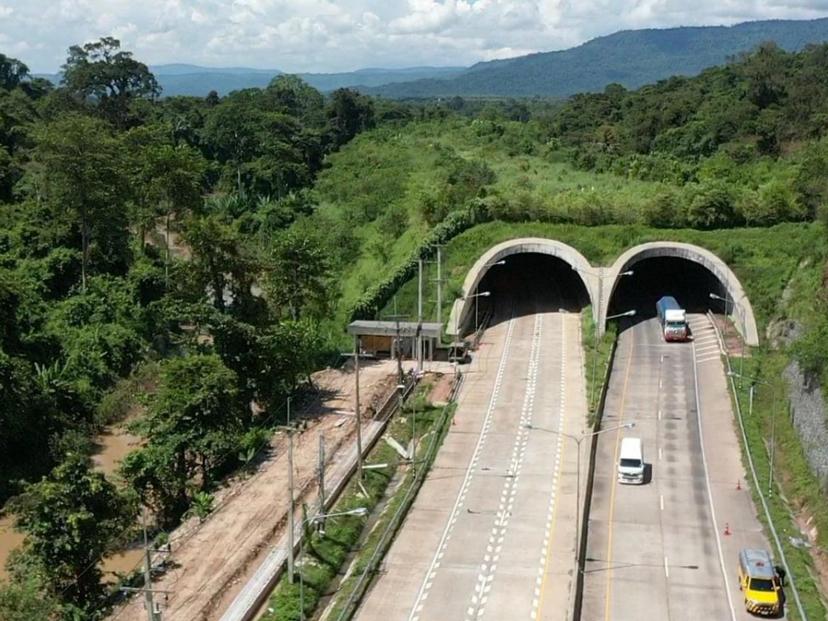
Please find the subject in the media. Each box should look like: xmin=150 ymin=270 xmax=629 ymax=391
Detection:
xmin=470 ymin=260 xmax=506 ymax=336
xmin=524 ymin=422 xmax=634 ymax=565
xmin=728 ymin=371 xmax=776 ymax=496
xmin=571 ymin=265 xmax=633 ymax=414
xmin=590 ymin=309 xmax=636 ymax=414
xmin=465 ymin=291 xmax=491 ymax=335
xmin=710 ymin=291 xmax=743 ymax=387
xmin=287 ymin=429 xmax=295 ymax=583
xmin=353 ymin=335 xmax=364 ymax=481
xmin=297 ymin=507 xmax=368 ymax=619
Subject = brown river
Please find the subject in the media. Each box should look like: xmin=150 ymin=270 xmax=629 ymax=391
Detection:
xmin=0 ymin=423 xmax=144 ymax=582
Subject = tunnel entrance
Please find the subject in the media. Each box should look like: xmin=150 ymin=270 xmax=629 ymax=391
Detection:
xmin=608 ymin=256 xmax=726 ymax=324
xmin=473 ymin=253 xmax=590 ymax=329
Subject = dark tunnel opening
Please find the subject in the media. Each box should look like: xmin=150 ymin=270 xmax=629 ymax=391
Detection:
xmin=608 ymin=257 xmax=726 ymax=327
xmin=473 ymin=253 xmax=590 ymax=328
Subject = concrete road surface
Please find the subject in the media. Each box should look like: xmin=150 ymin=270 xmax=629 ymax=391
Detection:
xmin=581 ymin=314 xmax=784 ymax=621
xmin=356 ymin=306 xmax=587 ymax=621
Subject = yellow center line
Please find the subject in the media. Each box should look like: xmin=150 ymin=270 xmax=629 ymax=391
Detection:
xmin=603 ymin=333 xmax=636 ymax=621
xmin=536 ymin=315 xmax=570 ymax=619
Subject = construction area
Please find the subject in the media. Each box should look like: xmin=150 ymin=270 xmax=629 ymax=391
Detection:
xmin=111 ymin=357 xmax=415 ymax=621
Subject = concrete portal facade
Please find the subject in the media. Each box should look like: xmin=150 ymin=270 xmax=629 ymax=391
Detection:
xmin=446 ymin=237 xmax=598 ymax=335
xmin=447 ymin=238 xmax=759 ymax=346
xmin=603 ymin=242 xmax=759 ymax=345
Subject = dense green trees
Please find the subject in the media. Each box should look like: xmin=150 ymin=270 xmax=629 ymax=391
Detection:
xmin=0 ymin=37 xmax=394 ymax=617
xmin=13 ymin=455 xmax=135 ymax=615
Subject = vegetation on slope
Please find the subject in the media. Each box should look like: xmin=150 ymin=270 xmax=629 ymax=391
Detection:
xmin=0 ymin=38 xmax=409 ymax=619
xmin=3 ymin=30 xmax=828 ymax=620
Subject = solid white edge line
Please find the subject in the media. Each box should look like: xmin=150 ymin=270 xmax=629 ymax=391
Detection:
xmin=692 ymin=333 xmax=737 ymax=621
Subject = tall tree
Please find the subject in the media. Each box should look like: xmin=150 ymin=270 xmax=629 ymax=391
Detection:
xmin=61 ymin=37 xmax=160 ymax=127
xmin=14 ymin=454 xmax=134 ymax=614
xmin=265 ymin=227 xmax=334 ymax=321
xmin=181 ymin=214 xmax=257 ymax=314
xmin=32 ymin=114 xmax=129 ymax=289
xmin=124 ymin=126 xmax=206 ymax=278
xmin=326 ymin=88 xmax=375 ymax=148
xmin=121 ymin=354 xmax=243 ymax=524
xmin=0 ymin=53 xmax=29 ymax=91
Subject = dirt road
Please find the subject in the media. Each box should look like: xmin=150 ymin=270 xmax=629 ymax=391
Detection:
xmin=111 ymin=359 xmax=405 ymax=621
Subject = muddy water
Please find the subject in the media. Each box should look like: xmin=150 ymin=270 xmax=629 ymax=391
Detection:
xmin=0 ymin=423 xmax=144 ymax=582
xmin=0 ymin=515 xmax=25 ymax=580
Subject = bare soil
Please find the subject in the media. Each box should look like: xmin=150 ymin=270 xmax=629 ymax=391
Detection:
xmin=111 ymin=359 xmax=406 ymax=621
xmin=427 ymin=373 xmax=454 ymax=405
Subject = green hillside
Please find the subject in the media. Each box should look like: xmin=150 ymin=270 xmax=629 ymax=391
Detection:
xmin=3 ymin=31 xmax=828 ymax=621
xmin=364 ymin=17 xmax=828 ymax=98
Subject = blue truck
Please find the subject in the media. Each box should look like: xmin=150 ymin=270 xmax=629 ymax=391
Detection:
xmin=656 ymin=296 xmax=688 ymax=342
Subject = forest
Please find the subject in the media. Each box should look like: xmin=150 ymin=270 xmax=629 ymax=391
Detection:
xmin=1 ymin=36 xmax=828 ymax=620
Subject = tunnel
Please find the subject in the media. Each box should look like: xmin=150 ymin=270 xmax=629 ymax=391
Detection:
xmin=607 ymin=256 xmax=725 ymax=322
xmin=447 ymin=239 xmax=758 ymax=345
xmin=447 ymin=238 xmax=597 ymax=336
xmin=603 ymin=242 xmax=759 ymax=345
xmin=474 ymin=253 xmax=591 ymax=329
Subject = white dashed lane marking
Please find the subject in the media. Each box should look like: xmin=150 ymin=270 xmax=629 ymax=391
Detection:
xmin=467 ymin=314 xmax=544 ymax=621
xmin=409 ymin=318 xmax=517 ymax=621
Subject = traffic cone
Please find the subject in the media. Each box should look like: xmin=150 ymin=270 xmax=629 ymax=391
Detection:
xmin=724 ymin=522 xmax=732 ymax=536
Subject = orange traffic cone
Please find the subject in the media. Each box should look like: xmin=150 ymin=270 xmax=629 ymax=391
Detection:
xmin=724 ymin=522 xmax=732 ymax=536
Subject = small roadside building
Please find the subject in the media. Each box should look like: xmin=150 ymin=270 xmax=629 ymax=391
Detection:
xmin=347 ymin=320 xmax=443 ymax=360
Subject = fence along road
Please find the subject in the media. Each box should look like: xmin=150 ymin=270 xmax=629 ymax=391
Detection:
xmin=581 ymin=314 xmax=784 ymax=621
xmin=355 ymin=299 xmax=587 ymax=620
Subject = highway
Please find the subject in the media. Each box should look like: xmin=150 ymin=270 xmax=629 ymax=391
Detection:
xmin=581 ymin=314 xmax=783 ymax=621
xmin=356 ymin=297 xmax=587 ymax=620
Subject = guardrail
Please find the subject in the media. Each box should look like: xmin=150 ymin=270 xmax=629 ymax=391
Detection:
xmin=333 ymin=371 xmax=464 ymax=621
xmin=374 ymin=370 xmax=417 ymax=422
xmin=707 ymin=311 xmax=807 ymax=621
xmin=572 ymin=337 xmax=618 ymax=621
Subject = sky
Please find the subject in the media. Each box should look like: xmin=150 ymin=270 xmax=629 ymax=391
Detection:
xmin=1 ymin=0 xmax=828 ymax=73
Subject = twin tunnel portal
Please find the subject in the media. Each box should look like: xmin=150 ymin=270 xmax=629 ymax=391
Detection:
xmin=448 ymin=238 xmax=758 ymax=346
xmin=358 ymin=238 xmax=773 ymax=621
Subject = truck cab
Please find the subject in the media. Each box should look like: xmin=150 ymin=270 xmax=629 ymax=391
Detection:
xmin=738 ymin=548 xmax=782 ymax=616
xmin=656 ymin=296 xmax=688 ymax=342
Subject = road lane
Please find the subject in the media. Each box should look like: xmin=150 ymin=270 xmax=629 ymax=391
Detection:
xmin=582 ymin=314 xmax=784 ymax=621
xmin=356 ymin=307 xmax=587 ymax=621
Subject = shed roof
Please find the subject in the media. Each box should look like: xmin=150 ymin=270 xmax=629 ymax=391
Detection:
xmin=348 ymin=320 xmax=442 ymax=339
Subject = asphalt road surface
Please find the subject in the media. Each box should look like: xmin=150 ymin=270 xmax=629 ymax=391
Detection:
xmin=357 ymin=302 xmax=587 ymax=620
xmin=581 ymin=314 xmax=784 ymax=621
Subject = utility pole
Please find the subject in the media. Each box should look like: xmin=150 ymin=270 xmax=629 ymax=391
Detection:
xmin=317 ymin=435 xmax=326 ymax=529
xmin=141 ymin=509 xmax=157 ymax=621
xmin=417 ymin=258 xmax=424 ymax=373
xmin=119 ymin=508 xmax=170 ymax=620
xmin=354 ymin=335 xmax=364 ymax=481
xmin=287 ymin=396 xmax=291 ymax=426
xmin=287 ymin=430 xmax=295 ymax=583
xmin=435 ymin=246 xmax=443 ymax=326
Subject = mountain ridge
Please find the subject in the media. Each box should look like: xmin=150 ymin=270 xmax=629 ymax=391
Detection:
xmin=359 ymin=17 xmax=828 ymax=98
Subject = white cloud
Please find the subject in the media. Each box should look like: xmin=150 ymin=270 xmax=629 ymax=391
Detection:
xmin=0 ymin=0 xmax=826 ymax=73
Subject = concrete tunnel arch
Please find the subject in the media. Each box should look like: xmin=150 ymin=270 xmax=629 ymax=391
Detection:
xmin=602 ymin=242 xmax=759 ymax=346
xmin=446 ymin=238 xmax=599 ymax=336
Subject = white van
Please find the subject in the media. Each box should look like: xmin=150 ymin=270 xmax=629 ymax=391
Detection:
xmin=617 ymin=437 xmax=644 ymax=484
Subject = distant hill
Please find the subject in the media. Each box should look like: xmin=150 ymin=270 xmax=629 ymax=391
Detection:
xmin=36 ymin=65 xmax=465 ymax=97
xmin=360 ymin=17 xmax=828 ymax=99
